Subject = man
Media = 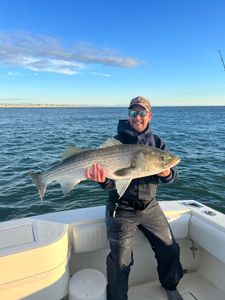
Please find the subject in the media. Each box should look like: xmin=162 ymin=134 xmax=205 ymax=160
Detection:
xmin=86 ymin=96 xmax=184 ymax=300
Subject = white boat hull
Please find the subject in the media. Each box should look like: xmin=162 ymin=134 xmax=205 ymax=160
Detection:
xmin=0 ymin=200 xmax=225 ymax=300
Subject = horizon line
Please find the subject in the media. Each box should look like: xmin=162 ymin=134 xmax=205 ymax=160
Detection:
xmin=0 ymin=103 xmax=225 ymax=108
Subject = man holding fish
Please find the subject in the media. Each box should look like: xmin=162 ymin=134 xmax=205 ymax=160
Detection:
xmin=30 ymin=96 xmax=183 ymax=300
xmin=86 ymin=96 xmax=184 ymax=300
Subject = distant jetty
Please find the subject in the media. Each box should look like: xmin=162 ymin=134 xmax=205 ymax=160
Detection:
xmin=0 ymin=104 xmax=78 ymax=108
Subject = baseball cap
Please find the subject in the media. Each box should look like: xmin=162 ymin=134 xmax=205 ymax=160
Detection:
xmin=128 ymin=96 xmax=151 ymax=111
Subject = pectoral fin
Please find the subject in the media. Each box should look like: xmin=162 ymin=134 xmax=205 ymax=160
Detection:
xmin=114 ymin=167 xmax=137 ymax=177
xmin=115 ymin=179 xmax=132 ymax=199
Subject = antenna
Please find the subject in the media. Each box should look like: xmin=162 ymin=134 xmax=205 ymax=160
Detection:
xmin=219 ymin=49 xmax=225 ymax=71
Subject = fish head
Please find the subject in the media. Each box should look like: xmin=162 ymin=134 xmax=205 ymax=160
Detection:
xmin=136 ymin=147 xmax=181 ymax=175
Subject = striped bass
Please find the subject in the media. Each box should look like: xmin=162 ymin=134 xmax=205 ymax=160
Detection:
xmin=29 ymin=139 xmax=180 ymax=201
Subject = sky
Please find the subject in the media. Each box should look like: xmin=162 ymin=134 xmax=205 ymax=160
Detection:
xmin=0 ymin=0 xmax=225 ymax=106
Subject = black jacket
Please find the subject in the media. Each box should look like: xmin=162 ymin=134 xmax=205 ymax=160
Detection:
xmin=101 ymin=120 xmax=178 ymax=205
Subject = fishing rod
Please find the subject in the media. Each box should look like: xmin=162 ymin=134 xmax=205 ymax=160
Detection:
xmin=219 ymin=49 xmax=225 ymax=71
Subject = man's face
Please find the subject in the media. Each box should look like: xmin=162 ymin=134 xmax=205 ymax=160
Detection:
xmin=128 ymin=105 xmax=152 ymax=133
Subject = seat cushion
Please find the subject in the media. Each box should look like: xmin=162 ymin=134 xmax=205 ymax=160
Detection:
xmin=72 ymin=214 xmax=190 ymax=253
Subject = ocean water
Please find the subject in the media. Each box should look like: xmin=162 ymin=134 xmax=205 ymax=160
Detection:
xmin=0 ymin=106 xmax=225 ymax=222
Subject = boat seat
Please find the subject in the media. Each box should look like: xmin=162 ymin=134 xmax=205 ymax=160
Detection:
xmin=72 ymin=213 xmax=191 ymax=253
xmin=0 ymin=218 xmax=69 ymax=300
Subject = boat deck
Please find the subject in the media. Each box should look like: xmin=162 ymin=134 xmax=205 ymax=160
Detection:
xmin=129 ymin=272 xmax=225 ymax=300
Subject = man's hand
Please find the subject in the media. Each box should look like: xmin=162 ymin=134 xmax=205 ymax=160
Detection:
xmin=85 ymin=163 xmax=107 ymax=183
xmin=157 ymin=169 xmax=171 ymax=177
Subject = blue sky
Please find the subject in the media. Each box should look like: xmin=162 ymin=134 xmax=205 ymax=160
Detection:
xmin=0 ymin=0 xmax=225 ymax=106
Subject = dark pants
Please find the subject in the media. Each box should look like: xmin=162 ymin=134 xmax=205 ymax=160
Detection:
xmin=106 ymin=201 xmax=183 ymax=300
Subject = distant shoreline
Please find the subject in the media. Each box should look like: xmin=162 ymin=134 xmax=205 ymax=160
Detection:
xmin=0 ymin=104 xmax=224 ymax=108
xmin=0 ymin=104 xmax=127 ymax=108
xmin=0 ymin=104 xmax=79 ymax=108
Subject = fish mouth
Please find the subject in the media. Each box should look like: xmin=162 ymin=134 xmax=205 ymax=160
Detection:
xmin=169 ymin=156 xmax=181 ymax=168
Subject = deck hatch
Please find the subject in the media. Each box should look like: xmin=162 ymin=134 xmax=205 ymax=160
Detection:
xmin=0 ymin=224 xmax=35 ymax=250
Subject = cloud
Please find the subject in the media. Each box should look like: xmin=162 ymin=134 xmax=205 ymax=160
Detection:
xmin=26 ymin=58 xmax=82 ymax=75
xmin=88 ymin=71 xmax=113 ymax=77
xmin=0 ymin=71 xmax=24 ymax=79
xmin=0 ymin=31 xmax=141 ymax=75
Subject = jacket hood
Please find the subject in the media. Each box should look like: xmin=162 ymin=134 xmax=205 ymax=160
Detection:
xmin=117 ymin=120 xmax=153 ymax=144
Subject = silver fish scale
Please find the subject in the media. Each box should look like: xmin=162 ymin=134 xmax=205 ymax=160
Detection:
xmin=42 ymin=145 xmax=134 ymax=183
xmin=63 ymin=145 xmax=133 ymax=169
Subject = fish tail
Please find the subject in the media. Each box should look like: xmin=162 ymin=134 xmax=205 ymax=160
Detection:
xmin=29 ymin=172 xmax=47 ymax=201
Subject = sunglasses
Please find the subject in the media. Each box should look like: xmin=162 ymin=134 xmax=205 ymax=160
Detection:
xmin=128 ymin=110 xmax=148 ymax=118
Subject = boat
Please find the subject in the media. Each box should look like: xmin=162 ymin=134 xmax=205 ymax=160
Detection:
xmin=0 ymin=200 xmax=225 ymax=300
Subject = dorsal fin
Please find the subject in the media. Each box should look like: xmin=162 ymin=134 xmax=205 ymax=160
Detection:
xmin=62 ymin=146 xmax=85 ymax=160
xmin=98 ymin=138 xmax=122 ymax=148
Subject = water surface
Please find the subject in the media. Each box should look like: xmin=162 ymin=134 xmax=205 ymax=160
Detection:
xmin=0 ymin=106 xmax=224 ymax=222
